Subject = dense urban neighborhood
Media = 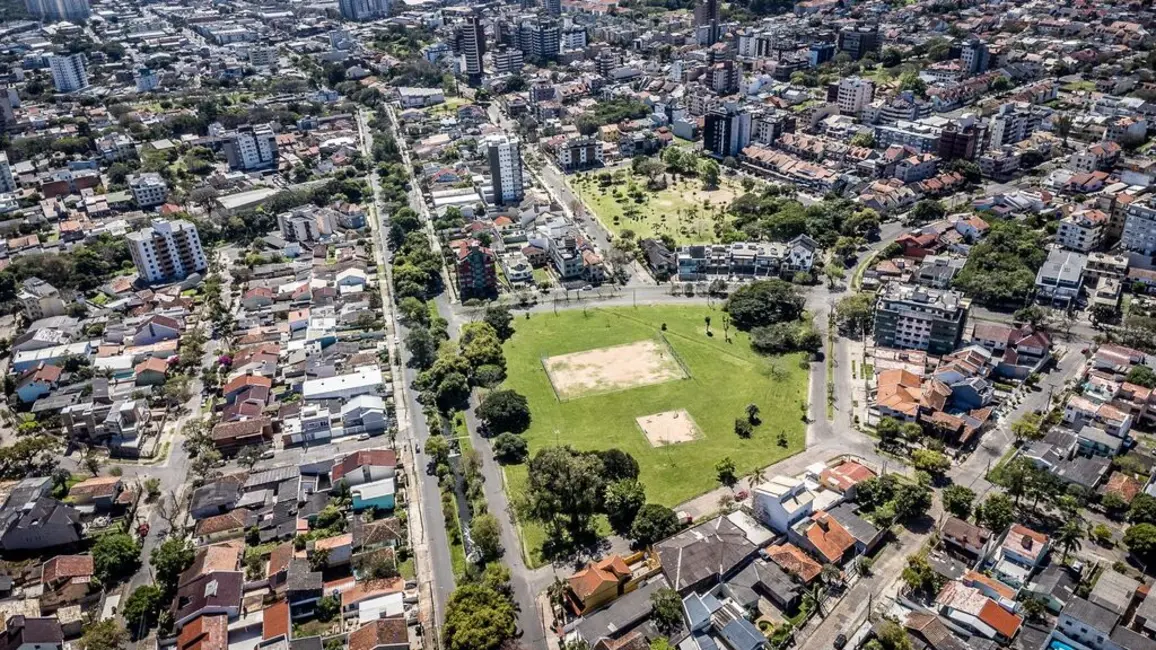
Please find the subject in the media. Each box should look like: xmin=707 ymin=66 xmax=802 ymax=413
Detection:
xmin=7 ymin=0 xmax=1156 ymax=649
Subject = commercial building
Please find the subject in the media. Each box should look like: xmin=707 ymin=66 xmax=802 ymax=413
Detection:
xmin=224 ymin=125 xmax=278 ymax=171
xmin=704 ymin=104 xmax=751 ymax=158
xmin=458 ymin=13 xmax=486 ymax=85
xmin=128 ymin=173 xmax=168 ymax=209
xmin=484 ymin=133 xmax=524 ymax=206
xmin=838 ymin=26 xmax=881 ymax=61
xmin=873 ymin=283 xmax=970 ymax=356
xmin=836 ymin=77 xmax=874 ymax=116
xmin=48 ymin=54 xmax=88 ymax=93
xmin=24 ymin=0 xmax=89 ymax=22
xmin=126 ymin=220 xmax=208 ymax=284
xmin=0 ymin=152 xmax=14 ymax=194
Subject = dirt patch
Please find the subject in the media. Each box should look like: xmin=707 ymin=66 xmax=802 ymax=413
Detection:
xmin=636 ymin=409 xmax=702 ymax=446
xmin=543 ymin=339 xmax=687 ymax=400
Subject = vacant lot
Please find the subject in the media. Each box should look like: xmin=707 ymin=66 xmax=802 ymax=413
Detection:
xmin=637 ymin=409 xmax=702 ymax=446
xmin=571 ymin=169 xmax=743 ymax=244
xmin=500 ymin=306 xmax=808 ymax=566
xmin=543 ymin=339 xmax=687 ymax=400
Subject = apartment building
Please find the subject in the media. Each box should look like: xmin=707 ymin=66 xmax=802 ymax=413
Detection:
xmin=338 ymin=0 xmax=390 ymax=21
xmin=126 ymin=220 xmax=208 ymax=284
xmin=49 ymin=54 xmax=88 ymax=93
xmin=1035 ymin=249 xmax=1087 ymax=307
xmin=555 ymin=136 xmax=603 ymax=171
xmin=704 ymin=103 xmax=752 ymax=158
xmin=224 ymin=125 xmax=278 ymax=171
xmin=0 ymin=152 xmax=14 ymax=194
xmin=278 ymin=207 xmax=336 ymax=243
xmin=25 ymin=0 xmax=90 ymax=22
xmin=1056 ymin=209 xmax=1109 ymax=252
xmin=836 ymin=77 xmax=874 ymax=116
xmin=987 ymin=103 xmax=1047 ymax=149
xmin=1122 ymin=198 xmax=1156 ymax=255
xmin=485 ymin=133 xmax=524 ymax=206
xmin=676 ymin=236 xmax=818 ymax=281
xmin=873 ymin=283 xmax=970 ymax=356
xmin=128 ymin=173 xmax=168 ymax=209
xmin=458 ymin=13 xmax=485 ymax=85
xmin=838 ymin=26 xmax=881 ymax=61
xmin=456 ymin=241 xmax=498 ymax=299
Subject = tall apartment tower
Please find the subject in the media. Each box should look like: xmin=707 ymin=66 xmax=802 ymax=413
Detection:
xmin=703 ymin=104 xmax=751 ymax=158
xmin=224 ymin=125 xmax=278 ymax=171
xmin=485 ymin=134 xmax=524 ymax=206
xmin=127 ymin=220 xmax=208 ymax=284
xmin=0 ymin=152 xmax=14 ymax=194
xmin=543 ymin=0 xmax=561 ymax=17
xmin=338 ymin=0 xmax=390 ymax=21
xmin=836 ymin=77 xmax=874 ymax=115
xmin=458 ymin=13 xmax=486 ymax=86
xmin=48 ymin=54 xmax=88 ymax=93
xmin=694 ymin=0 xmax=721 ymax=45
xmin=837 ymin=26 xmax=881 ymax=61
xmin=24 ymin=0 xmax=90 ymax=22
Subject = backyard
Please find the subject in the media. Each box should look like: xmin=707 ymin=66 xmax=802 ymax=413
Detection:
xmin=570 ymin=168 xmax=744 ymax=244
xmin=499 ymin=306 xmax=809 ymax=566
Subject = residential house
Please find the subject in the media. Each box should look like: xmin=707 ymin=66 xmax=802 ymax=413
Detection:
xmin=15 ymin=364 xmax=62 ymax=404
xmin=176 ymin=614 xmax=228 ymax=650
xmin=0 ymin=497 xmax=84 ymax=551
xmin=789 ymin=511 xmax=856 ymax=565
xmin=66 ymin=476 xmax=123 ymax=509
xmin=655 ymin=514 xmax=765 ymax=594
xmin=987 ymin=524 xmax=1050 ymax=588
xmin=211 ymin=417 xmax=274 ymax=455
xmin=351 ymin=478 xmax=395 ymax=512
xmin=765 ymin=543 xmax=822 ymax=584
xmin=172 ymin=571 xmax=243 ymax=629
xmin=134 ymin=357 xmax=169 ymax=386
xmin=567 ymin=555 xmax=633 ymax=615
xmin=347 ymin=617 xmax=409 ymax=650
xmin=39 ymin=555 xmax=96 ymax=613
xmin=935 ymin=580 xmax=1023 ymax=643
xmin=940 ymin=517 xmax=992 ymax=560
xmin=0 ymin=616 xmax=63 ymax=650
xmin=1036 ymin=249 xmax=1088 ymax=307
xmin=332 ymin=450 xmax=397 ymax=486
xmin=752 ymin=476 xmax=817 ymax=533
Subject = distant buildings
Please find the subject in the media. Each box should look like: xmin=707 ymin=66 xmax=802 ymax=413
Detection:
xmin=836 ymin=77 xmax=874 ymax=116
xmin=675 ymin=237 xmax=818 ymax=281
xmin=127 ymin=220 xmax=208 ymax=284
xmin=48 ymin=54 xmax=88 ymax=93
xmin=24 ymin=0 xmax=89 ymax=22
xmin=224 ymin=125 xmax=278 ymax=171
xmin=458 ymin=13 xmax=486 ymax=85
xmin=485 ymin=134 xmax=524 ymax=206
xmin=0 ymin=152 xmax=14 ymax=194
xmin=338 ymin=0 xmax=391 ymax=21
xmin=543 ymin=0 xmax=561 ymax=17
xmin=694 ymin=0 xmax=721 ymax=45
xmin=134 ymin=68 xmax=159 ymax=93
xmin=838 ymin=26 xmax=881 ymax=61
xmin=873 ymin=284 xmax=970 ymax=356
xmin=1123 ymin=198 xmax=1156 ymax=255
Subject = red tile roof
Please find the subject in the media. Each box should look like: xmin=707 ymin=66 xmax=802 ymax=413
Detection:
xmin=332 ymin=449 xmax=398 ymax=482
xmin=348 ymin=617 xmax=408 ymax=650
xmin=262 ymin=600 xmax=290 ymax=641
xmin=41 ymin=555 xmax=93 ymax=585
xmin=177 ymin=614 xmax=229 ymax=650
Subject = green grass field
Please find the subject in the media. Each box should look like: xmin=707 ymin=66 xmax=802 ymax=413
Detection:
xmin=500 ymin=306 xmax=809 ymax=566
xmin=570 ymin=170 xmax=743 ymax=244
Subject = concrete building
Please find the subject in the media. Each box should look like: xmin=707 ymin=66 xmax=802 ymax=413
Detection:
xmin=837 ymin=77 xmax=874 ymax=116
xmin=18 ymin=279 xmax=66 ymax=321
xmin=248 ymin=46 xmax=278 ymax=69
xmin=543 ymin=0 xmax=561 ymax=16
xmin=1057 ymin=209 xmax=1109 ymax=252
xmin=278 ymin=207 xmax=336 ymax=243
xmin=704 ymin=104 xmax=751 ymax=158
xmin=987 ymin=103 xmax=1046 ymax=149
xmin=126 ymin=220 xmax=208 ymax=284
xmin=224 ymin=125 xmax=278 ymax=171
xmin=838 ymin=26 xmax=881 ymax=61
xmin=458 ymin=13 xmax=486 ymax=85
xmin=1036 ymin=249 xmax=1087 ymax=307
xmin=338 ymin=0 xmax=390 ymax=21
xmin=1122 ymin=199 xmax=1156 ymax=255
xmin=937 ymin=118 xmax=982 ymax=161
xmin=873 ymin=283 xmax=970 ymax=356
xmin=960 ymin=39 xmax=990 ymax=75
xmin=555 ymin=136 xmax=603 ymax=171
xmin=456 ymin=242 xmax=498 ymax=299
xmin=24 ymin=0 xmax=89 ymax=21
xmin=134 ymin=68 xmax=159 ymax=93
xmin=0 ymin=151 xmax=14 ymax=194
xmin=493 ymin=45 xmax=524 ymax=75
xmin=560 ymin=26 xmax=587 ymax=51
xmin=694 ymin=0 xmax=721 ymax=45
xmin=128 ymin=173 xmax=168 ymax=209
xmin=48 ymin=54 xmax=88 ymax=93
xmin=485 ymin=133 xmax=524 ymax=206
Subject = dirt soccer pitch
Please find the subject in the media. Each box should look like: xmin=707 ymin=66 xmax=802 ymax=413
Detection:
xmin=541 ymin=338 xmax=688 ymax=401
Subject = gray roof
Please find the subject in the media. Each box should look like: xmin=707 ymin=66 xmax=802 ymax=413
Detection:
xmin=719 ymin=619 xmax=767 ymax=650
xmin=1053 ymin=454 xmax=1111 ymax=489
xmin=1062 ymin=596 xmax=1119 ymax=633
xmin=827 ymin=502 xmax=882 ymax=546
xmin=1089 ymin=569 xmax=1140 ymax=611
xmin=655 ymin=516 xmax=759 ymax=593
xmin=1037 ymin=248 xmax=1087 ymax=285
xmin=1028 ymin=564 xmax=1076 ymax=602
xmin=1111 ymin=626 xmax=1156 ymax=650
xmin=723 ymin=558 xmax=799 ymax=608
xmin=576 ymin=576 xmax=669 ymax=645
xmin=243 ymin=465 xmax=300 ymax=490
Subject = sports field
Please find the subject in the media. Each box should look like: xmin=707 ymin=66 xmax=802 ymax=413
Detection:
xmin=500 ymin=306 xmax=809 ymax=565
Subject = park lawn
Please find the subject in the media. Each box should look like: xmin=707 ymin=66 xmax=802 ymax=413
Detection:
xmin=570 ymin=169 xmax=743 ymax=244
xmin=499 ymin=306 xmax=808 ymax=565
xmin=1062 ymin=80 xmax=1096 ymax=93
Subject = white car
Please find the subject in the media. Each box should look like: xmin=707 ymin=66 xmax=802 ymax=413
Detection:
xmin=356 ymin=433 xmax=371 ymax=441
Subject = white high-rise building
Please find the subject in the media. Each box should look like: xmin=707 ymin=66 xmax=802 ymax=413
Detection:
xmin=0 ymin=152 xmax=14 ymax=194
xmin=49 ymin=54 xmax=89 ymax=93
xmin=135 ymin=68 xmax=159 ymax=92
xmin=127 ymin=220 xmax=208 ymax=284
xmin=224 ymin=124 xmax=278 ymax=170
xmin=837 ymin=77 xmax=874 ymax=116
xmin=248 ymin=46 xmax=278 ymax=69
xmin=458 ymin=13 xmax=485 ymax=84
xmin=484 ymin=134 xmax=524 ymax=206
xmin=128 ymin=173 xmax=168 ymax=208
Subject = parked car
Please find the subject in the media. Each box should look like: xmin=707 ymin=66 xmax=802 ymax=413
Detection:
xmin=834 ymin=634 xmax=847 ymax=649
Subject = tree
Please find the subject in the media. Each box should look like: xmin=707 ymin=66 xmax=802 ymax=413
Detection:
xmin=1125 ymin=523 xmax=1156 ymax=563
xmin=716 ymin=456 xmax=738 ymax=488
xmin=1055 ymin=518 xmax=1083 ymax=561
xmin=911 ymin=449 xmax=951 ymax=477
xmin=898 ymin=71 xmax=927 ymax=98
xmin=942 ymin=485 xmax=976 ymax=519
xmin=834 ymin=293 xmax=874 ymax=337
xmin=236 ymin=445 xmax=266 ymax=469
xmin=189 ymin=446 xmax=222 ymax=485
xmin=901 ymin=553 xmax=943 ymax=596
xmin=908 ymin=199 xmax=946 ymax=224
xmin=123 ymin=585 xmax=164 ymax=632
xmin=876 ymin=417 xmax=902 ymax=446
xmin=435 ymin=371 xmax=471 ymax=411
xmin=524 ymin=446 xmax=605 ymax=538
xmin=978 ymin=493 xmax=1015 ymax=533
xmin=492 ymin=433 xmax=529 ymax=464
xmin=1130 ymin=493 xmax=1156 ymax=525
xmin=150 ymin=536 xmax=195 ymax=595
xmin=597 ymin=449 xmax=640 ymax=481
xmin=605 ymin=479 xmax=647 ymax=536
xmin=405 ymin=327 xmax=438 ymax=369
xmin=892 ymin=483 xmax=932 ymax=522
xmin=443 ymin=584 xmax=517 ymax=650
xmin=309 ymin=547 xmax=331 ymax=572
xmin=700 ymin=158 xmax=720 ymax=189
xmin=724 ymin=280 xmax=805 ymax=330
xmin=315 ymin=594 xmax=340 ymax=621
xmin=92 ymin=533 xmax=142 ymax=583
xmin=471 ymin=513 xmax=502 ymax=560
xmin=425 ymin=435 xmax=451 ymax=468
xmin=630 ymin=503 xmax=680 ymax=546
xmin=79 ymin=620 xmax=129 ymax=650
xmin=734 ymin=418 xmax=753 ymax=438
xmin=823 ymin=264 xmax=845 ymax=288
xmin=477 ymin=390 xmax=532 ymax=434
xmin=1127 ymin=365 xmax=1156 ymax=389
xmin=850 ymin=132 xmax=875 ymax=148
xmin=1012 ymin=413 xmax=1044 ymax=443
xmin=483 ymin=305 xmax=515 ymax=341
xmin=650 ymin=588 xmax=683 ymax=633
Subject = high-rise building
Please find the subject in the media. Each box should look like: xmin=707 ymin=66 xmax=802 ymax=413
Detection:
xmin=703 ymin=104 xmax=751 ymax=158
xmin=960 ymin=39 xmax=990 ymax=76
xmin=0 ymin=89 xmax=15 ymax=133
xmin=694 ymin=0 xmax=721 ymax=45
xmin=127 ymin=220 xmax=208 ymax=284
xmin=485 ymin=134 xmax=524 ymax=206
xmin=560 ymin=26 xmax=587 ymax=51
xmin=511 ymin=17 xmax=559 ymax=62
xmin=128 ymin=173 xmax=168 ymax=208
xmin=24 ymin=0 xmax=90 ymax=22
xmin=543 ymin=0 xmax=561 ymax=17
xmin=224 ymin=125 xmax=278 ymax=171
xmin=493 ymin=45 xmax=525 ymax=75
xmin=0 ymin=152 xmax=14 ymax=194
xmin=837 ymin=26 xmax=881 ymax=61
xmin=338 ymin=0 xmax=390 ymax=21
xmin=873 ymin=283 xmax=970 ymax=356
xmin=987 ymin=103 xmax=1045 ymax=149
xmin=248 ymin=46 xmax=278 ymax=69
xmin=135 ymin=68 xmax=159 ymax=92
xmin=456 ymin=242 xmax=497 ymax=299
xmin=836 ymin=77 xmax=874 ymax=115
xmin=48 ymin=54 xmax=88 ymax=93
xmin=937 ymin=117 xmax=982 ymax=161
xmin=458 ymin=13 xmax=486 ymax=85
xmin=1123 ymin=199 xmax=1156 ymax=256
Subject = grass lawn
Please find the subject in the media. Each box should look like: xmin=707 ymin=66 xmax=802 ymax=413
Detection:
xmin=570 ymin=169 xmax=744 ymax=244
xmin=1062 ymin=80 xmax=1096 ymax=93
xmin=499 ymin=306 xmax=808 ymax=566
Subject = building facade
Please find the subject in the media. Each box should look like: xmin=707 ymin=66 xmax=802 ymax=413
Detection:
xmin=485 ymin=134 xmax=524 ymax=205
xmin=49 ymin=54 xmax=88 ymax=93
xmin=704 ymin=104 xmax=751 ymax=158
xmin=128 ymin=173 xmax=168 ymax=209
xmin=224 ymin=125 xmax=278 ymax=171
xmin=126 ymin=220 xmax=208 ymax=284
xmin=873 ymin=284 xmax=971 ymax=356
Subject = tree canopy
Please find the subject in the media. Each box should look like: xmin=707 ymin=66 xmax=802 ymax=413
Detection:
xmin=953 ymin=220 xmax=1048 ymax=306
xmin=724 ymin=280 xmax=805 ymax=330
xmin=476 ymin=390 xmax=532 ymax=434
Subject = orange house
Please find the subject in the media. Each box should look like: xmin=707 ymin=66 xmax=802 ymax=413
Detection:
xmin=567 ymin=555 xmax=632 ymax=615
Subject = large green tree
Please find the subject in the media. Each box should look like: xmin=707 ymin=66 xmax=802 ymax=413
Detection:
xmin=724 ymin=280 xmax=805 ymax=330
xmin=92 ymin=533 xmax=142 ymax=583
xmin=524 ymin=446 xmax=606 ymax=538
xmin=442 ymin=584 xmax=517 ymax=650
xmin=476 ymin=390 xmax=531 ymax=434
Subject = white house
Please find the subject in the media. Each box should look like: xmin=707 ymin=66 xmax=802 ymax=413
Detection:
xmin=302 ymin=367 xmax=384 ymax=401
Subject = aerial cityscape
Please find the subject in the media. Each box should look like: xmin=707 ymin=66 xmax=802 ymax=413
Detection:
xmin=3 ymin=0 xmax=1156 ymax=649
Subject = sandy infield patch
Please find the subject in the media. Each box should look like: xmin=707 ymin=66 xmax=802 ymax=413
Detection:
xmin=543 ymin=339 xmax=687 ymax=400
xmin=636 ymin=409 xmax=702 ymax=446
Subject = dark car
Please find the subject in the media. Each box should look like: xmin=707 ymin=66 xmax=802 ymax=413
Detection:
xmin=834 ymin=634 xmax=847 ymax=650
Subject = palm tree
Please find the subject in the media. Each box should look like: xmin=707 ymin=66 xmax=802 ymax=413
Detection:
xmin=820 ymin=564 xmax=842 ymax=588
xmin=750 ymin=464 xmax=767 ymax=488
xmin=1055 ymin=519 xmax=1084 ymax=561
xmin=804 ymin=582 xmax=826 ymax=618
xmin=547 ymin=576 xmax=568 ymax=620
